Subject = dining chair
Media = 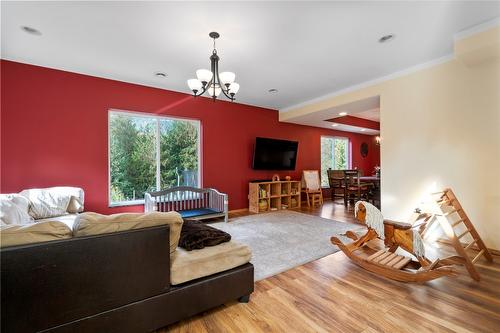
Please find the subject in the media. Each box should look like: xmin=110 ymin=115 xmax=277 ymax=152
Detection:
xmin=301 ymin=170 xmax=324 ymax=208
xmin=327 ymin=169 xmax=345 ymax=203
xmin=343 ymin=170 xmax=371 ymax=207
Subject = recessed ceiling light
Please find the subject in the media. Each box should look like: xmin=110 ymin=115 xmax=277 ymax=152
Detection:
xmin=268 ymin=89 xmax=278 ymax=93
xmin=379 ymin=34 xmax=395 ymax=43
xmin=155 ymin=72 xmax=167 ymax=78
xmin=331 ymin=124 xmax=339 ymax=127
xmin=21 ymin=26 xmax=42 ymax=36
xmin=339 ymin=112 xmax=348 ymax=116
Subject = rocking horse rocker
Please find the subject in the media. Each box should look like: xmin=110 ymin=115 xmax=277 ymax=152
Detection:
xmin=331 ymin=201 xmax=457 ymax=283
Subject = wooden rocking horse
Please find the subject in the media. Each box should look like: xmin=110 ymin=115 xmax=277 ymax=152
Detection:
xmin=331 ymin=201 xmax=457 ymax=282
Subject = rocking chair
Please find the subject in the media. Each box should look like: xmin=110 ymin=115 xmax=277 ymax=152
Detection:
xmin=331 ymin=201 xmax=457 ymax=283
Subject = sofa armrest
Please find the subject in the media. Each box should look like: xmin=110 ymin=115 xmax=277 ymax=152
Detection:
xmin=1 ymin=225 xmax=170 ymax=333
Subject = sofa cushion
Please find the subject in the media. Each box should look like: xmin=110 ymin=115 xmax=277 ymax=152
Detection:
xmin=0 ymin=194 xmax=34 ymax=225
xmin=0 ymin=221 xmax=72 ymax=248
xmin=170 ymin=241 xmax=252 ymax=285
xmin=73 ymin=212 xmax=183 ymax=254
xmin=178 ymin=208 xmax=220 ymax=219
xmin=36 ymin=214 xmax=79 ymax=231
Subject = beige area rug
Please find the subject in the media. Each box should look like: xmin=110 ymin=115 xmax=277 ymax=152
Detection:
xmin=211 ymin=210 xmax=361 ymax=281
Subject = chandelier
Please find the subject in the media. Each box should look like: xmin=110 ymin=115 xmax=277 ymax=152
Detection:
xmin=187 ymin=32 xmax=240 ymax=101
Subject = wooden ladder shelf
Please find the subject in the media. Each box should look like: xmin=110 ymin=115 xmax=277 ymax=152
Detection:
xmin=427 ymin=188 xmax=493 ymax=281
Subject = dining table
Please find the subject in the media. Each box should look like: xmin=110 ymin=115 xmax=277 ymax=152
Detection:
xmin=359 ymin=176 xmax=380 ymax=183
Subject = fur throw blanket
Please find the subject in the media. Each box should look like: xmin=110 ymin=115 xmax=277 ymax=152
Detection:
xmin=178 ymin=219 xmax=231 ymax=251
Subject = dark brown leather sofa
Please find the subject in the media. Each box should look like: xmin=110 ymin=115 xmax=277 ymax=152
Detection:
xmin=1 ymin=225 xmax=254 ymax=333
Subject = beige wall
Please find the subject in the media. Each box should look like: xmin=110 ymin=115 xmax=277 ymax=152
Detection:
xmin=281 ymin=27 xmax=500 ymax=249
xmin=381 ymin=58 xmax=499 ymax=250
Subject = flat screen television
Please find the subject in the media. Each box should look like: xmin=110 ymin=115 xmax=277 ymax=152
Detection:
xmin=252 ymin=137 xmax=298 ymax=170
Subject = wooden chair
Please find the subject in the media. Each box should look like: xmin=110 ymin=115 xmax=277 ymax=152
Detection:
xmin=301 ymin=170 xmax=323 ymax=208
xmin=343 ymin=170 xmax=371 ymax=207
xmin=368 ymin=184 xmax=381 ymax=208
xmin=327 ymin=169 xmax=345 ymax=203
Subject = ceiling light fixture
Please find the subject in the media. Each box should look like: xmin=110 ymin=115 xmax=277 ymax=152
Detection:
xmin=21 ymin=26 xmax=42 ymax=36
xmin=187 ymin=32 xmax=239 ymax=101
xmin=339 ymin=112 xmax=348 ymax=116
xmin=379 ymin=34 xmax=395 ymax=43
xmin=155 ymin=72 xmax=167 ymax=78
xmin=268 ymin=89 xmax=278 ymax=93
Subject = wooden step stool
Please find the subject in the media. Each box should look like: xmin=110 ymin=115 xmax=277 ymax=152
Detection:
xmin=424 ymin=188 xmax=493 ymax=281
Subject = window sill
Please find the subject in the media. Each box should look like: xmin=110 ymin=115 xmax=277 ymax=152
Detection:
xmin=109 ymin=200 xmax=145 ymax=208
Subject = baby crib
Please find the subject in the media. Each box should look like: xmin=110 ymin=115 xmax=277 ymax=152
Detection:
xmin=145 ymin=186 xmax=228 ymax=223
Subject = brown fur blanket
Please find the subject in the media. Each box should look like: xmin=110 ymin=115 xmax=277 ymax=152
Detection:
xmin=178 ymin=219 xmax=231 ymax=251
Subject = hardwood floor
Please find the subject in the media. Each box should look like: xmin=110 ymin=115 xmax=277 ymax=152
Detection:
xmin=160 ymin=200 xmax=500 ymax=333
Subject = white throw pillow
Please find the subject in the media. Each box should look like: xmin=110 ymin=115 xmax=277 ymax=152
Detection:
xmin=20 ymin=189 xmax=72 ymax=219
xmin=0 ymin=194 xmax=34 ymax=225
xmin=63 ymin=187 xmax=84 ymax=213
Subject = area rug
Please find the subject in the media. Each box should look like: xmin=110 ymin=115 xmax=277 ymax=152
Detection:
xmin=211 ymin=210 xmax=361 ymax=281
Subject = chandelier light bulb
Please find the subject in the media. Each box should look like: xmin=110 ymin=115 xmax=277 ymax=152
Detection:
xmin=229 ymin=82 xmax=240 ymax=94
xmin=187 ymin=79 xmax=203 ymax=93
xmin=219 ymin=72 xmax=236 ymax=87
xmin=196 ymin=69 xmax=213 ymax=84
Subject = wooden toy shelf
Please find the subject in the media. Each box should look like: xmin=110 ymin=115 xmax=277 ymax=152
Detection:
xmin=248 ymin=180 xmax=301 ymax=213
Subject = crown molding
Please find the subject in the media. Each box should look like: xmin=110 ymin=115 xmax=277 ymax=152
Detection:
xmin=454 ymin=17 xmax=500 ymax=41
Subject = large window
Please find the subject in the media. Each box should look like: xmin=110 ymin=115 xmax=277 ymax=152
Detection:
xmin=320 ymin=136 xmax=350 ymax=187
xmin=109 ymin=110 xmax=200 ymax=205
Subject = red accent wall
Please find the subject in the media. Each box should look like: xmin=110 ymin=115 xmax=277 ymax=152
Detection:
xmin=1 ymin=60 xmax=380 ymax=213
xmin=327 ymin=115 xmax=380 ymax=131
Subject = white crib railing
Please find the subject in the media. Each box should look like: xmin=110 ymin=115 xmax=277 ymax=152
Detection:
xmin=145 ymin=186 xmax=228 ymax=223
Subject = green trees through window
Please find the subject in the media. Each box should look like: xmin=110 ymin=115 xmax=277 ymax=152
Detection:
xmin=320 ymin=137 xmax=350 ymax=187
xmin=109 ymin=112 xmax=200 ymax=204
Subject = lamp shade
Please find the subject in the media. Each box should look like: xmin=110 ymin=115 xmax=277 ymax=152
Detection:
xmin=187 ymin=79 xmax=203 ymax=92
xmin=196 ymin=69 xmax=213 ymax=83
xmin=207 ymin=84 xmax=222 ymax=97
xmin=219 ymin=72 xmax=235 ymax=86
xmin=229 ymin=82 xmax=240 ymax=94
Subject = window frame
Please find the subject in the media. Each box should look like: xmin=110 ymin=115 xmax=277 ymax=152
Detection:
xmin=320 ymin=135 xmax=352 ymax=187
xmin=108 ymin=109 xmax=202 ymax=207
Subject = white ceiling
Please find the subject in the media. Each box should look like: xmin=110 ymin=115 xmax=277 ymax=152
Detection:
xmin=1 ymin=1 xmax=499 ymax=110
xmin=284 ymin=96 xmax=380 ymax=135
